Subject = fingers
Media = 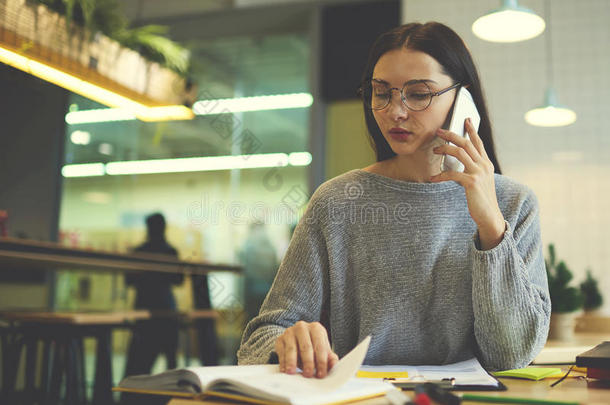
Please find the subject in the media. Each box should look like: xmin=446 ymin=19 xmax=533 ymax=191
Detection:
xmin=278 ymin=328 xmax=299 ymax=374
xmin=328 ymin=351 xmax=339 ymax=371
xmin=436 ymin=126 xmax=481 ymax=163
xmin=429 ymin=170 xmax=469 ymax=186
xmin=310 ymin=322 xmax=335 ymax=378
xmin=275 ymin=338 xmax=286 ymax=372
xmin=464 ymin=118 xmax=489 ymax=159
xmin=294 ymin=322 xmax=315 ymax=377
xmin=433 ymin=143 xmax=476 ymax=172
xmin=275 ymin=321 xmax=337 ymax=378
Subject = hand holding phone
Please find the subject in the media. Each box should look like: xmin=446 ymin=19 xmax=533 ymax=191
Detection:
xmin=441 ymin=87 xmax=481 ymax=173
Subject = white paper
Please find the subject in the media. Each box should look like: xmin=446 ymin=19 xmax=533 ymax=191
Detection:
xmin=189 ymin=336 xmax=396 ymax=404
xmin=359 ymin=357 xmax=499 ymax=387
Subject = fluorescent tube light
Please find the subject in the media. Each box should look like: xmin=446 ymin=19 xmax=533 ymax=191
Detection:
xmin=65 ymin=93 xmax=313 ymax=124
xmin=61 ymin=152 xmax=312 ymax=177
xmin=105 ymin=153 xmax=290 ymax=175
xmin=61 ymin=163 xmax=105 ymax=177
xmin=66 ymin=109 xmax=137 ymax=124
xmin=193 ymin=93 xmax=313 ymax=115
xmin=0 ymin=45 xmax=193 ymax=122
xmin=288 ymin=152 xmax=312 ymax=166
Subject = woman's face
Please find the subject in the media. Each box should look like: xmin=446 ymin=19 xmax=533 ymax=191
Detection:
xmin=371 ymin=48 xmax=457 ymax=156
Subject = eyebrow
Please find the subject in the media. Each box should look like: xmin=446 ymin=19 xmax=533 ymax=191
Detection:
xmin=372 ymin=78 xmax=438 ymax=86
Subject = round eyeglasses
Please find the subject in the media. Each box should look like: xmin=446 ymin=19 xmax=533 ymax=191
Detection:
xmin=358 ymin=80 xmax=461 ymax=111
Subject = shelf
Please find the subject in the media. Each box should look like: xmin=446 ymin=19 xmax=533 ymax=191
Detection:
xmin=0 ymin=237 xmax=241 ymax=276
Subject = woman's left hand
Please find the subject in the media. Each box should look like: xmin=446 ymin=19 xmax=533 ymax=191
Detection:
xmin=430 ymin=118 xmax=506 ymax=250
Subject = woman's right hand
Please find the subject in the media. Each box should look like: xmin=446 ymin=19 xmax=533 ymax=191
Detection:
xmin=275 ymin=321 xmax=339 ymax=378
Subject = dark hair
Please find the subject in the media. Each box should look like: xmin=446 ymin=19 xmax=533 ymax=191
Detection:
xmin=360 ymin=22 xmax=501 ymax=174
xmin=146 ymin=213 xmax=166 ymax=240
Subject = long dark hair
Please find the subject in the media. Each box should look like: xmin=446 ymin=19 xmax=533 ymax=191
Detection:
xmin=360 ymin=22 xmax=501 ymax=174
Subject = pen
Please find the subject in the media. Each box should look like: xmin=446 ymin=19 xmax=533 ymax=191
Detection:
xmin=460 ymin=393 xmax=580 ymax=405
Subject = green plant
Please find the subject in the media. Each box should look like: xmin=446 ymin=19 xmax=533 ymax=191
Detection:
xmin=33 ymin=0 xmax=190 ymax=76
xmin=545 ymin=244 xmax=584 ymax=313
xmin=580 ymin=269 xmax=603 ymax=311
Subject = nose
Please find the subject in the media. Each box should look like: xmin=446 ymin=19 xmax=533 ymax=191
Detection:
xmin=386 ymin=91 xmax=408 ymax=121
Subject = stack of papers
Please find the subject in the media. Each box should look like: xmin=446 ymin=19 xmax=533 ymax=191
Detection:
xmin=358 ymin=358 xmax=502 ymax=389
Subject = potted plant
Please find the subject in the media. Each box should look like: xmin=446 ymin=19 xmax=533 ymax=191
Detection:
xmin=1 ymin=0 xmax=192 ymax=106
xmin=545 ymin=244 xmax=584 ymax=341
xmin=580 ymin=269 xmax=603 ymax=315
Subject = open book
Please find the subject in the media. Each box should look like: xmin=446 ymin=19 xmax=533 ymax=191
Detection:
xmin=116 ymin=336 xmax=397 ymax=405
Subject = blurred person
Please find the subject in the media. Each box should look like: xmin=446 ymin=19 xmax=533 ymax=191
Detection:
xmin=239 ymin=221 xmax=279 ymax=322
xmin=124 ymin=213 xmax=183 ymax=376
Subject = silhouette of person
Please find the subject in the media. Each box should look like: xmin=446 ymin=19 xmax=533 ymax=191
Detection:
xmin=124 ymin=213 xmax=184 ymax=376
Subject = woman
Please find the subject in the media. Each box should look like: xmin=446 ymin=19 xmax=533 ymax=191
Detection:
xmin=237 ymin=22 xmax=550 ymax=377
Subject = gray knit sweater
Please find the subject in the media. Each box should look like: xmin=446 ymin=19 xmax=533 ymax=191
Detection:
xmin=237 ymin=170 xmax=551 ymax=371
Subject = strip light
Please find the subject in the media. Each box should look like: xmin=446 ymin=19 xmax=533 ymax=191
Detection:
xmin=0 ymin=45 xmax=193 ymax=122
xmin=65 ymin=93 xmax=313 ymax=124
xmin=61 ymin=163 xmax=105 ymax=177
xmin=192 ymin=93 xmax=313 ymax=115
xmin=62 ymin=152 xmax=312 ymax=177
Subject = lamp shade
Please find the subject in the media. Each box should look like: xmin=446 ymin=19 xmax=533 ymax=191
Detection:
xmin=472 ymin=0 xmax=545 ymax=43
xmin=525 ymin=88 xmax=577 ymax=127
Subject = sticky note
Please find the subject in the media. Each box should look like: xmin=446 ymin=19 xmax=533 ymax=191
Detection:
xmin=492 ymin=367 xmax=563 ymax=381
xmin=356 ymin=371 xmax=409 ymax=379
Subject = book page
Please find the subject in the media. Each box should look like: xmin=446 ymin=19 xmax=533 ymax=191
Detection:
xmin=187 ymin=364 xmax=279 ymax=388
xmin=206 ymin=336 xmax=395 ymax=404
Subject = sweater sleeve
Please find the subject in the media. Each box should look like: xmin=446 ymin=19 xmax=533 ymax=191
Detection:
xmin=471 ymin=189 xmax=551 ymax=371
xmin=237 ymin=199 xmax=331 ymax=365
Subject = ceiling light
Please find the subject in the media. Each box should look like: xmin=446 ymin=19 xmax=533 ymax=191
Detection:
xmin=288 ymin=152 xmax=313 ymax=166
xmin=64 ymin=93 xmax=314 ymax=124
xmin=0 ymin=45 xmax=193 ymax=122
xmin=525 ymin=1 xmax=576 ymax=127
xmin=105 ymin=153 xmax=290 ymax=175
xmin=66 ymin=108 xmax=137 ymax=124
xmin=472 ymin=0 xmax=545 ymax=43
xmin=61 ymin=163 xmax=105 ymax=177
xmin=192 ymin=93 xmax=313 ymax=115
xmin=98 ymin=143 xmax=114 ymax=155
xmin=524 ymin=89 xmax=577 ymax=127
xmin=61 ymin=152 xmax=313 ymax=177
xmin=70 ymin=130 xmax=91 ymax=145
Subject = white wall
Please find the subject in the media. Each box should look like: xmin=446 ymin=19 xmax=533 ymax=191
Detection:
xmin=402 ymin=0 xmax=610 ymax=313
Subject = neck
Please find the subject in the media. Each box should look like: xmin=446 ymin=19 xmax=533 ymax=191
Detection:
xmin=380 ymin=138 xmax=446 ymax=182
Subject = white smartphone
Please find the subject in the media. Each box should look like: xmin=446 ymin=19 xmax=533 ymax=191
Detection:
xmin=441 ymin=86 xmax=481 ymax=173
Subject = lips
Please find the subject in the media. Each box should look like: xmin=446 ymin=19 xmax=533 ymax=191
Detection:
xmin=389 ymin=127 xmax=412 ymax=141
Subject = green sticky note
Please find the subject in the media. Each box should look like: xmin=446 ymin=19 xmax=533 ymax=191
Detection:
xmin=492 ymin=367 xmax=564 ymax=381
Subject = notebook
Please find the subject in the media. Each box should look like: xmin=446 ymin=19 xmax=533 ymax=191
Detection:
xmin=576 ymin=341 xmax=610 ymax=369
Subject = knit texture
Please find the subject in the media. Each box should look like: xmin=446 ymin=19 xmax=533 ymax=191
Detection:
xmin=237 ymin=170 xmax=551 ymax=371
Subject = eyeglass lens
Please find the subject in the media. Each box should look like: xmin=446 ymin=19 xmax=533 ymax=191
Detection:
xmin=364 ymin=81 xmax=433 ymax=111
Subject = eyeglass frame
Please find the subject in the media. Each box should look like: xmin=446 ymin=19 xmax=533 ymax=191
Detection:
xmin=357 ymin=79 xmax=462 ymax=111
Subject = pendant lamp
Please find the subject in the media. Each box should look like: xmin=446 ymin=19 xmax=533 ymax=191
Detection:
xmin=472 ymin=0 xmax=545 ymax=43
xmin=525 ymin=0 xmax=576 ymax=127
